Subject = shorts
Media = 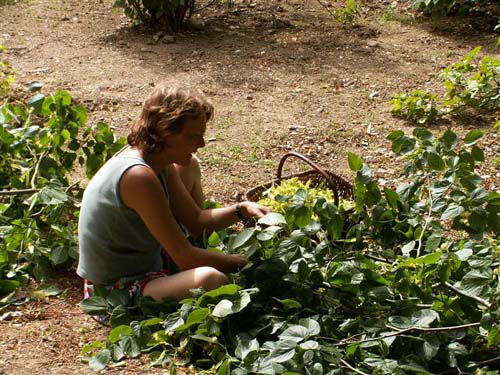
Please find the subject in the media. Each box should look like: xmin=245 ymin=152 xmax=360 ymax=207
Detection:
xmin=83 ymin=269 xmax=171 ymax=325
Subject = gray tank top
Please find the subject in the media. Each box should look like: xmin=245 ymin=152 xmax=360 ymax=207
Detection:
xmin=77 ymin=155 xmax=169 ymax=285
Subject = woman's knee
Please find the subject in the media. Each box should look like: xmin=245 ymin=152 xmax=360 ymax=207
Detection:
xmin=195 ymin=266 xmax=228 ymax=290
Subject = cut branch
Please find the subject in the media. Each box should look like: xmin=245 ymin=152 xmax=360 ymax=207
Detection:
xmin=30 ymin=151 xmax=48 ymax=189
xmin=0 ymin=188 xmax=39 ymax=196
xmin=445 ymin=281 xmax=491 ymax=308
xmin=340 ymin=359 xmax=370 ymax=375
xmin=327 ymin=322 xmax=481 ymax=347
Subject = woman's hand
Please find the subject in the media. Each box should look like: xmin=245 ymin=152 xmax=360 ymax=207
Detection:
xmin=239 ymin=201 xmax=272 ymax=219
xmin=226 ymin=254 xmax=248 ymax=272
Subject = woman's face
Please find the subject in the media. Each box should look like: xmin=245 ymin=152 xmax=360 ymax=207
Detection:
xmin=164 ymin=114 xmax=207 ymax=166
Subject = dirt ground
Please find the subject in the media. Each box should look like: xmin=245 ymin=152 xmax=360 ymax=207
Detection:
xmin=0 ymin=0 xmax=499 ymax=374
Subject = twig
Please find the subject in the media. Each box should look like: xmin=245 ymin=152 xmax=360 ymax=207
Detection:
xmin=340 ymin=359 xmax=370 ymax=375
xmin=65 ymin=180 xmax=81 ymax=193
xmin=364 ymin=253 xmax=392 ymax=264
xmin=386 ymin=322 xmax=480 ymax=333
xmin=467 ymin=354 xmax=500 ymax=369
xmin=0 ymin=188 xmax=39 ymax=196
xmin=30 ymin=151 xmax=48 ymax=189
xmin=316 ymin=0 xmax=336 ymax=18
xmin=194 ymin=0 xmax=217 ymax=13
xmin=326 ymin=322 xmax=481 ymax=347
xmin=415 ymin=193 xmax=433 ymax=258
xmin=445 ymin=282 xmax=491 ymax=308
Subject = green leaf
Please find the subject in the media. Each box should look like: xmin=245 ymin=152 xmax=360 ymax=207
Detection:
xmin=488 ymin=326 xmax=500 ymax=346
xmin=410 ymin=309 xmax=439 ymax=328
xmin=51 ymin=246 xmax=69 ymax=265
xmin=110 ymin=304 xmax=131 ymax=328
xmin=268 ymin=340 xmax=297 ymax=363
xmin=469 ymin=207 xmax=487 ymax=233
xmin=258 ymin=212 xmax=287 ymax=226
xmin=387 ymin=130 xmax=404 ymax=141
xmin=464 ymin=130 xmax=483 ymax=146
xmin=27 ymin=93 xmax=45 ymax=113
xmin=413 ymin=127 xmax=433 ymax=141
xmin=33 ymin=284 xmax=62 ymax=298
xmin=279 ymin=325 xmax=309 ymax=343
xmin=275 ymin=298 xmax=302 ymax=311
xmin=421 ymin=337 xmax=440 ymax=361
xmin=424 ymin=234 xmax=441 ymax=252
xmin=186 ymin=307 xmax=209 ymax=324
xmin=212 ymin=299 xmax=234 ymax=318
xmin=28 ymin=81 xmax=43 ymax=92
xmin=107 ymin=289 xmax=130 ymax=308
xmin=427 ymin=152 xmax=445 ymax=171
xmin=235 ymin=333 xmax=260 ymax=360
xmin=299 ymin=340 xmax=319 ymax=350
xmin=89 ymin=349 xmax=111 ymax=371
xmin=191 ymin=334 xmax=217 ymax=343
xmin=391 ymin=135 xmax=416 ymax=155
xmin=140 ymin=317 xmax=163 ymax=327
xmin=109 ymin=325 xmax=132 ymax=343
xmin=454 ymin=270 xmax=491 ymax=298
xmin=196 ymin=284 xmax=240 ymax=307
xmin=348 ymin=152 xmax=363 ymax=171
xmin=440 ymin=203 xmax=464 ymax=220
xmin=384 ymin=188 xmax=400 ymax=209
xmin=256 ymin=225 xmax=282 ymax=241
xmin=230 ymin=228 xmax=255 ymax=249
xmin=218 ymin=359 xmax=230 ymax=375
xmin=401 ymin=241 xmax=415 ymax=256
xmin=471 ymin=145 xmax=484 ymax=162
xmin=356 ymin=164 xmax=372 ymax=184
xmin=439 ymin=129 xmax=458 ymax=150
xmin=79 ymin=296 xmax=108 ymax=315
xmin=299 ymin=318 xmax=321 ymax=336
xmin=486 ymin=192 xmax=500 ymax=213
xmin=207 ymin=231 xmax=221 ymax=247
xmin=120 ymin=335 xmax=141 ymax=358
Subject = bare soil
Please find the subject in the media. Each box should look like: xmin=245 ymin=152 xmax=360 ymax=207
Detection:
xmin=0 ymin=0 xmax=499 ymax=374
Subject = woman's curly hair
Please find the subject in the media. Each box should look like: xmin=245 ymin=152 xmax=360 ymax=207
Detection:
xmin=127 ymin=85 xmax=213 ymax=154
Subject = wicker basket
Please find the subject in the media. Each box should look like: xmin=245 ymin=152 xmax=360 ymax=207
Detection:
xmin=245 ymin=152 xmax=354 ymax=206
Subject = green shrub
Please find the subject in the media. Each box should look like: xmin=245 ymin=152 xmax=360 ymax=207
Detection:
xmin=412 ymin=0 xmax=484 ymax=16
xmin=440 ymin=46 xmax=500 ymax=114
xmin=390 ymin=47 xmax=500 ymax=125
xmin=389 ymin=90 xmax=442 ymax=124
xmin=0 ymin=59 xmax=126 ymax=299
xmin=113 ymin=0 xmax=196 ymax=31
xmin=81 ymin=129 xmax=500 ymax=375
xmin=332 ymin=0 xmax=361 ymax=24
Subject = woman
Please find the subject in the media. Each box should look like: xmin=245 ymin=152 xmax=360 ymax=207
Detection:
xmin=77 ymin=85 xmax=270 ymax=304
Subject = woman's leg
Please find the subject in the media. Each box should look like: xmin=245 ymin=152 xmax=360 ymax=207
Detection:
xmin=142 ymin=266 xmax=228 ymax=301
xmin=174 ymin=155 xmax=204 ymax=208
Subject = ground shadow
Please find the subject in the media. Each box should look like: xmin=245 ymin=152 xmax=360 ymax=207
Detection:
xmin=97 ymin=1 xmax=404 ymax=92
xmin=411 ymin=3 xmax=500 ymax=55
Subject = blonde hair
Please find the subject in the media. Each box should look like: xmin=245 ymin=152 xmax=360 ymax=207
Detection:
xmin=127 ymin=85 xmax=213 ymax=154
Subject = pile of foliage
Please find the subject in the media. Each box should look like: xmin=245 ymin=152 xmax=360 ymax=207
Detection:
xmin=81 ymin=128 xmax=500 ymax=374
xmin=390 ymin=47 xmax=500 ymax=126
xmin=257 ymin=177 xmax=354 ymax=215
xmin=0 ymin=48 xmax=126 ymax=302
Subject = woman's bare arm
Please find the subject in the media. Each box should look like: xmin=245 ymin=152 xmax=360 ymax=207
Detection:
xmin=166 ymin=165 xmax=271 ymax=236
xmin=119 ymin=165 xmax=246 ymax=273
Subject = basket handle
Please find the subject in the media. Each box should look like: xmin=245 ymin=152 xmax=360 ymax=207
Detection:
xmin=276 ymin=152 xmax=340 ymax=206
